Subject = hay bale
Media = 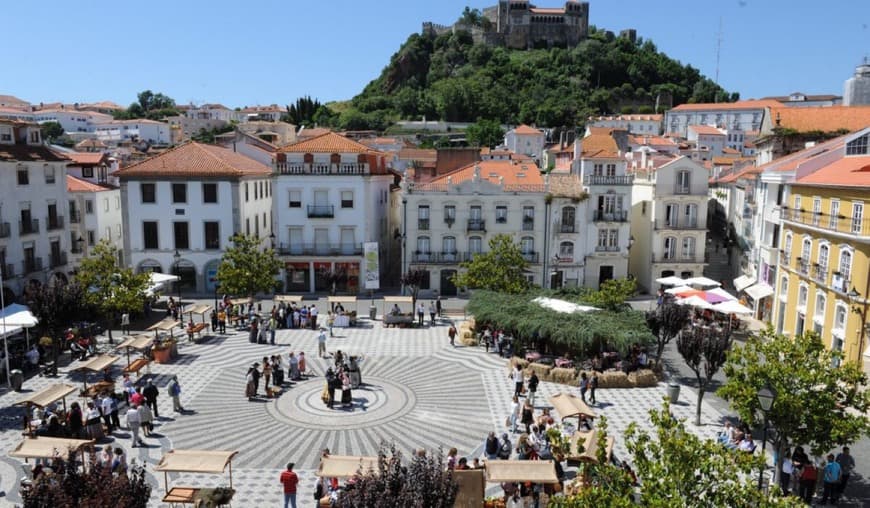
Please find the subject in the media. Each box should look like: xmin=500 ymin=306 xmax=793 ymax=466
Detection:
xmin=526 ymin=362 xmax=552 ymax=379
xmin=460 ymin=335 xmax=478 ymax=346
xmin=628 ymin=369 xmax=658 ymax=388
xmin=549 ymin=367 xmax=578 ymax=385
xmin=598 ymin=370 xmax=631 ymax=389
xmin=509 ymin=357 xmax=529 ymax=370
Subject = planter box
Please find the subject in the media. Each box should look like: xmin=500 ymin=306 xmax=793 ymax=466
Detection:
xmin=152 ymin=347 xmax=172 ymax=364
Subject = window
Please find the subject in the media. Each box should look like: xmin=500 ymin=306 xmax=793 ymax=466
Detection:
xmin=798 ymin=285 xmax=808 ymax=307
xmin=818 ymin=243 xmax=829 ymax=272
xmin=103 ymin=198 xmax=109 ymax=212
xmin=116 ymin=224 xmax=121 ymax=238
xmin=470 ymin=205 xmax=482 ymax=220
xmin=676 ymin=170 xmax=690 ymax=193
xmin=29 ymin=130 xmax=39 ymax=143
xmin=416 ymin=236 xmax=430 ymax=254
xmin=82 ymin=167 xmax=94 ymax=178
xmin=86 ymin=230 xmax=96 ymax=246
xmin=839 ymin=248 xmax=853 ymax=282
xmin=812 ymin=197 xmax=821 ymax=226
xmin=204 ymin=222 xmax=220 ymax=250
xmin=115 ymin=197 xmax=120 ymax=210
xmin=780 ymin=276 xmax=788 ymax=298
xmin=605 ymin=163 xmax=616 ymax=176
xmin=800 ymin=237 xmax=811 ymax=261
xmin=442 ymin=236 xmax=456 ymax=255
xmin=141 ymin=183 xmax=156 ymax=203
xmin=173 ymin=222 xmax=189 ymax=249
xmin=830 ymin=200 xmax=840 ymax=230
xmin=597 ymin=228 xmax=608 ymax=248
xmin=254 ymin=182 xmax=259 ymax=200
xmin=143 ymin=221 xmax=158 ymax=249
xmin=341 ymin=191 xmax=353 ymax=208
xmin=172 ymin=183 xmax=187 ymax=204
xmin=85 ymin=200 xmax=94 ymax=214
xmin=17 ymin=167 xmax=28 ymax=185
xmin=685 ymin=204 xmax=698 ymax=227
xmin=814 ymin=292 xmax=826 ymax=319
xmin=105 ymin=226 xmax=112 ymax=241
xmin=682 ymin=237 xmax=695 ymax=260
xmin=203 ymin=183 xmax=218 ymax=203
xmin=496 ymin=206 xmax=508 ymax=223
xmin=783 ymin=233 xmax=792 ymax=260
xmin=245 ymin=218 xmax=250 ymax=235
xmin=418 ymin=205 xmax=430 ymax=230
xmin=288 ymin=190 xmax=301 ymax=208
xmin=851 ymin=202 xmax=864 ymax=234
xmin=794 ymin=195 xmax=802 ymax=211
xmin=521 ymin=236 xmax=534 ymax=254
xmin=834 ymin=305 xmax=847 ymax=331
xmin=608 ymin=229 xmax=619 ymax=249
xmin=663 ymin=237 xmax=677 ymax=259
xmin=846 ymin=134 xmax=869 ymax=155
xmin=44 ymin=165 xmax=55 ymax=184
xmin=593 ymin=163 xmax=603 ymax=176
xmin=444 ymin=205 xmax=456 ymax=224
xmin=469 ymin=236 xmax=483 ymax=254
xmin=559 ymin=241 xmax=574 ymax=258
xmin=244 ymin=183 xmax=249 ymax=202
xmin=665 ymin=203 xmax=678 ymax=227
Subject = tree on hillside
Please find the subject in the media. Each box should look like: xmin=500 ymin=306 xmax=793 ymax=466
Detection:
xmin=452 ymin=234 xmax=530 ymax=294
xmin=282 ymin=96 xmax=332 ymax=126
xmin=646 ymin=301 xmax=690 ymax=366
xmin=465 ymin=118 xmax=505 ymax=148
xmin=337 ymin=442 xmax=457 ymax=508
xmin=215 ymin=234 xmax=281 ymax=298
xmin=677 ymin=325 xmax=733 ymax=425
xmin=74 ymin=241 xmax=150 ymax=343
xmin=718 ymin=328 xmax=870 ymax=487
xmin=27 ymin=280 xmax=93 ymax=362
xmin=116 ymin=90 xmax=178 ymax=120
xmin=39 ymin=121 xmax=65 ymax=142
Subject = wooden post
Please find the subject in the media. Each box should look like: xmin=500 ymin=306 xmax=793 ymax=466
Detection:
xmin=228 ymin=460 xmax=233 ymax=489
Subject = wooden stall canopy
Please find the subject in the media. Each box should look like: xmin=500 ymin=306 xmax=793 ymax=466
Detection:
xmin=568 ymin=430 xmax=614 ymax=464
xmin=10 ymin=436 xmax=94 ymax=459
xmin=148 ymin=318 xmax=179 ymax=332
xmin=73 ymin=354 xmax=119 ymax=373
xmin=228 ymin=297 xmax=254 ymax=306
xmin=274 ymin=295 xmax=303 ymax=303
xmin=548 ymin=393 xmax=596 ymax=420
xmin=15 ymin=384 xmax=77 ymax=408
xmin=483 ymin=460 xmax=559 ymax=484
xmin=185 ymin=304 xmax=213 ymax=316
xmin=155 ymin=449 xmax=239 ymax=474
xmin=327 ymin=296 xmax=357 ymax=304
xmin=117 ymin=335 xmax=153 ymax=351
xmin=316 ymin=455 xmax=379 ymax=478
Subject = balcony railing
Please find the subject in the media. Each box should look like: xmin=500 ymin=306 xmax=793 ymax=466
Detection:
xmin=796 ymin=258 xmax=810 ymax=276
xmin=411 ymin=252 xmax=465 ymax=264
xmin=522 ymin=251 xmax=540 ymax=263
xmin=593 ymin=210 xmax=629 ymax=222
xmin=654 ymin=254 xmax=704 ymax=264
xmin=276 ymin=162 xmax=370 ymax=175
xmin=810 ymin=264 xmax=828 ymax=284
xmin=50 ymin=252 xmax=68 ymax=268
xmin=495 ymin=216 xmax=508 ymax=224
xmin=584 ymin=175 xmax=634 ymax=186
xmin=307 ymin=205 xmax=335 ymax=218
xmin=277 ymin=243 xmax=363 ymax=256
xmin=47 ymin=215 xmax=64 ymax=230
xmin=444 ymin=217 xmax=456 ymax=227
xmin=1 ymin=263 xmax=13 ymax=279
xmin=595 ymin=245 xmax=621 ymax=253
xmin=23 ymin=257 xmax=43 ymax=274
xmin=654 ymin=219 xmax=704 ymax=230
xmin=779 ymin=251 xmax=791 ymax=266
xmin=782 ymin=207 xmax=870 ymax=237
xmin=69 ymin=211 xmax=81 ymax=224
xmin=418 ymin=219 xmax=430 ymax=230
xmin=522 ymin=218 xmax=534 ymax=231
xmin=467 ymin=219 xmax=486 ymax=232
xmin=674 ymin=185 xmax=692 ymax=195
xmin=560 ymin=222 xmax=578 ymax=233
xmin=19 ymin=219 xmax=39 ymax=235
xmin=0 ymin=222 xmax=9 ymax=238
xmin=71 ymin=244 xmax=83 ymax=254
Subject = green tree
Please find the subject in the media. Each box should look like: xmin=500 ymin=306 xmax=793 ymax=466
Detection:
xmin=39 ymin=121 xmax=64 ymax=142
xmin=646 ymin=301 xmax=690 ymax=366
xmin=400 ymin=269 xmax=427 ymax=308
xmin=215 ymin=234 xmax=282 ymax=298
xmin=452 ymin=234 xmax=530 ymax=294
xmin=718 ymin=328 xmax=870 ymax=486
xmin=26 ymin=280 xmax=94 ymax=362
xmin=464 ymin=118 xmax=504 ymax=148
xmin=283 ymin=96 xmax=332 ymax=126
xmin=123 ymin=90 xmax=178 ymax=119
xmin=677 ymin=325 xmax=733 ymax=425
xmin=579 ymin=278 xmax=636 ymax=311
xmin=74 ymin=241 xmax=150 ymax=343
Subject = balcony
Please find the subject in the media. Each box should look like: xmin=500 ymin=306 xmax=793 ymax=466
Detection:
xmin=47 ymin=215 xmax=64 ymax=230
xmin=782 ymin=207 xmax=870 ymax=237
xmin=830 ymin=272 xmax=850 ymax=294
xmin=417 ymin=219 xmax=430 ymax=231
xmin=593 ymin=210 xmax=629 ymax=222
xmin=277 ymin=243 xmax=363 ymax=256
xmin=307 ymin=205 xmax=335 ymax=218
xmin=779 ymin=250 xmax=791 ymax=266
xmin=467 ymin=219 xmax=486 ymax=232
xmin=583 ymin=175 xmax=634 ymax=186
xmin=19 ymin=219 xmax=39 ymax=235
xmin=69 ymin=211 xmax=81 ymax=224
xmin=71 ymin=244 xmax=83 ymax=254
xmin=276 ymin=162 xmax=370 ymax=175
xmin=560 ymin=222 xmax=578 ymax=233
xmin=654 ymin=219 xmax=705 ymax=230
xmin=0 ymin=222 xmax=9 ymax=238
xmin=411 ymin=251 xmax=465 ymax=264
xmin=522 ymin=251 xmax=540 ymax=263
xmin=810 ymin=264 xmax=828 ymax=284
xmin=674 ymin=185 xmax=691 ymax=195
xmin=595 ymin=245 xmax=621 ymax=253
xmin=50 ymin=252 xmax=68 ymax=268
xmin=1 ymin=264 xmax=13 ymax=279
xmin=23 ymin=257 xmax=43 ymax=274
xmin=495 ymin=216 xmax=508 ymax=225
xmin=796 ymin=258 xmax=810 ymax=276
xmin=654 ymin=254 xmax=704 ymax=264
xmin=522 ymin=218 xmax=534 ymax=231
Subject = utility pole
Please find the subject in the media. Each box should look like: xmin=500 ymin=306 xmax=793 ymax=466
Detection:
xmin=714 ymin=17 xmax=723 ymax=103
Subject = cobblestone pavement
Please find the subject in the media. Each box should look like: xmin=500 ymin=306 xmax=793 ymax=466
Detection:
xmin=0 ymin=315 xmax=730 ymax=507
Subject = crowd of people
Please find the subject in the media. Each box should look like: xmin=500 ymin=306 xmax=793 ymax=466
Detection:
xmin=245 ymin=351 xmax=308 ymax=400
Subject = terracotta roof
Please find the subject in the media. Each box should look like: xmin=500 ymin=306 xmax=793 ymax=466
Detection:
xmin=689 ymin=125 xmax=725 ymax=136
xmin=762 ymin=93 xmax=841 ymax=102
xmin=770 ymin=105 xmax=870 ymax=133
xmin=74 ymin=138 xmax=107 ymax=150
xmin=0 ymin=94 xmax=29 ymax=105
xmin=629 ymin=135 xmax=676 ymax=146
xmin=716 ymin=164 xmax=761 ymax=184
xmin=397 ymin=148 xmax=437 ymax=162
xmin=0 ymin=144 xmax=69 ymax=162
xmin=548 ymin=174 xmax=585 ymax=198
xmin=430 ymin=159 xmax=543 ymax=187
xmin=712 ymin=157 xmax=735 ymax=165
xmin=279 ymin=132 xmax=380 ymax=154
xmin=580 ymin=130 xmax=620 ymax=159
xmin=670 ymin=100 xmax=781 ymax=112
xmin=592 ymin=114 xmax=662 ymax=122
xmin=757 ymin=134 xmax=849 ymax=173
xmin=67 ymin=174 xmax=113 ymax=192
xmin=794 ymin=155 xmax=870 ymax=187
xmin=82 ymin=101 xmax=124 ymax=110
xmin=66 ymin=152 xmax=107 ymax=165
xmin=296 ymin=127 xmax=332 ymax=139
xmin=512 ymin=124 xmax=542 ymax=135
xmin=113 ymin=142 xmax=271 ymax=179
xmin=722 ymin=147 xmax=740 ymax=154
xmin=360 ymin=137 xmax=399 ymax=146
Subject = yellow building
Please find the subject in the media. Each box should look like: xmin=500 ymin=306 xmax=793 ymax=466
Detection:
xmin=773 ymin=128 xmax=870 ymax=369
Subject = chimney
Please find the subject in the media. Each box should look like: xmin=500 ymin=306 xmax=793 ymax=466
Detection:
xmin=641 ymin=147 xmax=648 ymax=169
xmin=573 ymin=137 xmax=582 ymax=160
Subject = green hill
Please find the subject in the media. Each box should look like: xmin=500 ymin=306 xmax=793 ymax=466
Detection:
xmin=333 ymin=24 xmax=736 ymax=130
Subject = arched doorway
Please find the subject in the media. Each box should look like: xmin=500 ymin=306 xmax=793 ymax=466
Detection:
xmin=203 ymin=259 xmax=221 ymax=293
xmin=439 ymin=270 xmax=457 ymax=297
xmin=172 ymin=259 xmax=197 ymax=291
xmin=137 ymin=259 xmax=163 ymax=274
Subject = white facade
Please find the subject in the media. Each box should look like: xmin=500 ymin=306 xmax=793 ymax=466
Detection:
xmin=588 ymin=115 xmax=663 ymax=135
xmin=664 ymin=102 xmax=774 ymax=138
xmin=32 ymin=109 xmax=114 ymax=134
xmin=67 ymin=178 xmax=123 ymax=267
xmin=93 ymin=119 xmax=172 ymax=145
xmin=0 ymin=121 xmax=73 ymax=301
xmin=504 ymin=126 xmax=546 ymax=160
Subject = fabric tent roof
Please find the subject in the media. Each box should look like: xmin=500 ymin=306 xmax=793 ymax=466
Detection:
xmin=484 ymin=460 xmax=559 ymax=483
xmin=146 ymin=272 xmax=180 ymax=296
xmin=0 ymin=303 xmax=38 ymax=327
xmin=327 ymin=296 xmax=357 ymax=304
xmin=383 ymin=296 xmax=413 ymax=303
xmin=316 ymin=455 xmax=379 ymax=478
xmin=655 ymin=276 xmax=689 ymax=286
xmin=274 ymin=295 xmax=303 ymax=303
xmin=665 ymin=286 xmax=695 ymax=295
xmin=74 ymin=354 xmax=118 ymax=373
xmin=685 ymin=276 xmax=722 ymax=288
xmin=548 ymin=393 xmax=596 ymax=420
xmin=9 ymin=436 xmax=94 ymax=459
xmin=676 ymin=295 xmax=714 ymax=310
xmin=532 ymin=297 xmax=598 ymax=314
xmin=148 ymin=318 xmax=179 ymax=332
xmin=733 ymin=275 xmax=755 ymax=292
xmin=154 ymin=449 xmax=238 ymax=474
xmin=744 ymin=283 xmax=774 ymax=300
xmin=185 ymin=304 xmax=212 ymax=315
xmin=707 ymin=287 xmax=737 ymax=301
xmin=15 ymin=384 xmax=78 ymax=408
xmin=713 ymin=300 xmax=753 ymax=315
xmin=116 ymin=335 xmax=153 ymax=350
xmin=0 ymin=324 xmax=23 ymax=339
xmin=568 ymin=430 xmax=614 ymax=464
xmin=228 ymin=297 xmax=254 ymax=306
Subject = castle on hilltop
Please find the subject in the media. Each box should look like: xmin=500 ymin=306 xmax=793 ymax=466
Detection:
xmin=423 ymin=1 xmax=590 ymax=49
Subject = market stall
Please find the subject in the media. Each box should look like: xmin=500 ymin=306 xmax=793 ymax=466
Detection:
xmin=381 ymin=296 xmax=414 ymax=326
xmin=567 ymin=429 xmax=614 ymax=465
xmin=274 ymin=295 xmax=303 ymax=304
xmin=316 ymin=455 xmax=379 ymax=478
xmin=154 ymin=449 xmax=238 ymax=505
xmin=183 ymin=304 xmax=212 ymax=341
xmin=9 ymin=436 xmax=94 ymax=467
xmin=72 ymin=354 xmax=118 ymax=395
xmin=327 ymin=296 xmax=358 ymax=327
xmin=549 ymin=393 xmax=596 ymax=422
xmin=15 ymin=384 xmax=78 ymax=432
xmin=483 ymin=459 xmax=559 ymax=484
xmin=116 ymin=334 xmax=154 ymax=375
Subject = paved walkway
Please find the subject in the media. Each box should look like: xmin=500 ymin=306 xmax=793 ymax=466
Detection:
xmin=0 ymin=311 xmax=733 ymax=507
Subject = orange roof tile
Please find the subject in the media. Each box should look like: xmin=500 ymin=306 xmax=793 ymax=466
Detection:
xmin=296 ymin=127 xmax=332 ymax=139
xmin=113 ymin=142 xmax=271 ymax=179
xmin=722 ymin=147 xmax=740 ymax=154
xmin=712 ymin=157 xmax=735 ymax=165
xmin=794 ymin=155 xmax=870 ymax=187
xmin=512 ymin=124 xmax=542 ymax=135
xmin=770 ymin=105 xmax=870 ymax=133
xmin=279 ymin=132 xmax=380 ymax=154
xmin=430 ymin=159 xmax=543 ymax=187
xmin=757 ymin=135 xmax=848 ymax=173
xmin=689 ymin=125 xmax=725 ymax=136
xmin=66 ymin=174 xmax=113 ymax=192
xmin=629 ymin=135 xmax=676 ymax=146
xmin=580 ymin=130 xmax=620 ymax=159
xmin=66 ymin=152 xmax=107 ymax=165
xmin=398 ymin=148 xmax=437 ymax=162
xmin=670 ymin=99 xmax=781 ymax=112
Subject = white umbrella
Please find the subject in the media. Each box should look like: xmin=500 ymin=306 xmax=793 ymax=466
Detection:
xmin=684 ymin=276 xmax=722 ymax=288
xmin=677 ymin=295 xmax=714 ymax=310
xmin=666 ymin=286 xmax=696 ymax=295
xmin=713 ymin=300 xmax=753 ymax=315
xmin=0 ymin=303 xmax=37 ymax=349
xmin=655 ymin=276 xmax=688 ymax=286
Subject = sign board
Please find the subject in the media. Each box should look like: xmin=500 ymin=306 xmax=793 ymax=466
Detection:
xmin=363 ymin=242 xmax=380 ymax=290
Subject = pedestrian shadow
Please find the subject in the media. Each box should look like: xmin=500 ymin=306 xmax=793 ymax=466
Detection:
xmin=592 ymin=401 xmax=614 ymax=409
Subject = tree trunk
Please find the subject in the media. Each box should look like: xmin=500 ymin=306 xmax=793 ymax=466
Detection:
xmin=772 ymin=437 xmax=786 ymax=491
xmin=105 ymin=317 xmax=114 ymax=345
xmin=695 ymin=377 xmax=705 ymax=426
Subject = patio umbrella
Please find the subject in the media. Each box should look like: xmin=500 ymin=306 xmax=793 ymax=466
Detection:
xmin=655 ymin=276 xmax=688 ymax=287
xmin=701 ymin=291 xmax=730 ymax=304
xmin=713 ymin=300 xmax=753 ymax=315
xmin=665 ymin=286 xmax=700 ymax=296
xmin=684 ymin=276 xmax=722 ymax=288
xmin=677 ymin=295 xmax=714 ymax=310
xmin=707 ymin=287 xmax=737 ymax=302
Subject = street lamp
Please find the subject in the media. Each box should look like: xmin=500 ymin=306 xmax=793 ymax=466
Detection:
xmin=757 ymin=385 xmax=776 ymax=490
xmin=269 ymin=232 xmax=276 ymax=249
xmin=848 ymin=286 xmax=870 ymax=359
xmin=173 ymin=249 xmax=182 ymax=305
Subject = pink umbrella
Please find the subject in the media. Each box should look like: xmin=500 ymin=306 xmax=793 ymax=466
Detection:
xmin=701 ymin=291 xmax=730 ymax=304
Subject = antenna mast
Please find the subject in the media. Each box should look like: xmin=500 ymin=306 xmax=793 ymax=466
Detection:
xmin=714 ymin=17 xmax=723 ymax=103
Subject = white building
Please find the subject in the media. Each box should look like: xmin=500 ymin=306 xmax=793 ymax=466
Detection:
xmin=588 ymin=114 xmax=663 ymax=135
xmin=629 ymin=155 xmax=709 ymax=293
xmin=664 ymin=100 xmax=779 ymax=138
xmin=64 ymin=152 xmax=123 ymax=267
xmin=93 ymin=119 xmax=172 ymax=145
xmin=32 ymin=109 xmax=114 ymax=135
xmin=273 ymin=132 xmax=394 ymax=294
xmin=504 ymin=125 xmax=546 ymax=160
xmin=115 ymin=142 xmax=273 ymax=293
xmin=687 ymin=125 xmax=726 ymax=159
xmin=0 ymin=120 xmax=73 ymax=302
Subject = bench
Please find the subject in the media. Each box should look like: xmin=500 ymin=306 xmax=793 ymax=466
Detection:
xmin=186 ymin=323 xmax=209 ymax=342
xmin=123 ymin=358 xmax=151 ymax=377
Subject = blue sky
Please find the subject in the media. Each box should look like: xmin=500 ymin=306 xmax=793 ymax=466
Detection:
xmin=3 ymin=0 xmax=868 ymax=108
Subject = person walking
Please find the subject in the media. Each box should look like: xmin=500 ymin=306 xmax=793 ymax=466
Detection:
xmin=121 ymin=313 xmax=131 ymax=335
xmin=510 ymin=395 xmax=521 ymax=434
xmin=511 ymin=364 xmax=524 ymax=398
xmin=279 ymin=462 xmax=299 ymax=508
xmin=579 ymin=372 xmax=589 ymax=404
xmin=527 ymin=371 xmax=539 ymax=407
xmin=262 ymin=357 xmax=272 ymax=390
xmin=167 ymin=375 xmax=184 ymax=413
xmin=484 ymin=431 xmax=500 ymax=460
xmin=521 ymin=400 xmax=534 ymax=434
xmin=448 ymin=324 xmax=457 ymax=346
xmin=137 ymin=402 xmax=153 ymax=437
xmin=798 ymin=460 xmax=818 ymax=504
xmin=318 ymin=328 xmax=328 ymax=358
xmin=269 ymin=315 xmax=277 ymax=345
xmin=589 ymin=372 xmax=599 ymax=405
xmin=436 ymin=296 xmax=442 ymax=317
xmin=327 ymin=312 xmax=335 ymax=338
xmin=836 ymin=446 xmax=855 ymax=499
xmin=417 ymin=303 xmax=425 ymax=326
xmin=126 ymin=404 xmax=144 ymax=447
xmin=143 ymin=379 xmax=159 ymax=418
xmin=217 ymin=308 xmax=226 ymax=334
xmin=310 ymin=305 xmax=319 ymax=330
xmin=820 ymin=453 xmax=842 ymax=505
xmin=429 ymin=301 xmax=437 ymax=326
xmin=100 ymin=393 xmax=116 ymax=433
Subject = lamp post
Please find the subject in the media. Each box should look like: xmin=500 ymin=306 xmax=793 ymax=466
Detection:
xmin=401 ymin=197 xmax=408 ymax=294
xmin=848 ymin=286 xmax=870 ymax=360
xmin=173 ymin=249 xmax=182 ymax=305
xmin=757 ymin=385 xmax=776 ymax=490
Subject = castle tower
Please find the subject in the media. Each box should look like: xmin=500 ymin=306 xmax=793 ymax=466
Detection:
xmin=844 ymin=60 xmax=870 ymax=106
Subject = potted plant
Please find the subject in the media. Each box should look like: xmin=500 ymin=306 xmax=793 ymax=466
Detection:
xmin=151 ymin=337 xmax=175 ymax=364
